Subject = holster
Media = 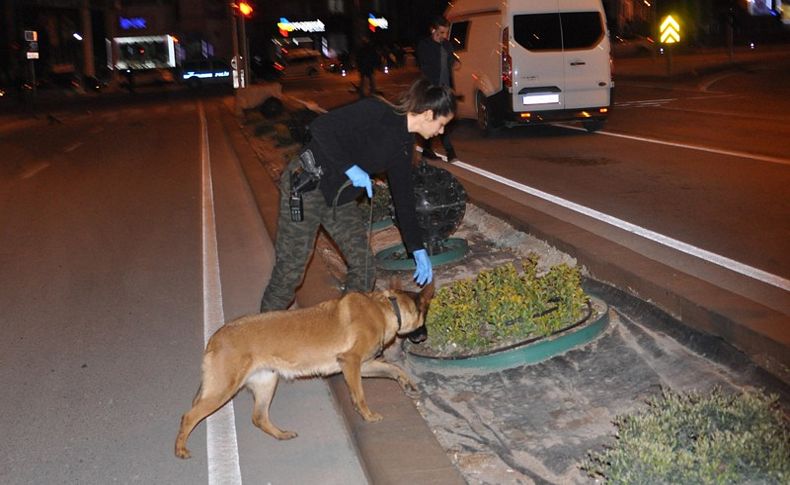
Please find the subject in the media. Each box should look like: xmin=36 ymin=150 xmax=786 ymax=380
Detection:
xmin=287 ymin=148 xmax=322 ymax=222
xmin=289 ymin=148 xmax=322 ymax=196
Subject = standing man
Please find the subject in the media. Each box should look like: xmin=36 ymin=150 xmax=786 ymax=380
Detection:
xmin=355 ymin=36 xmax=380 ymax=98
xmin=416 ymin=16 xmax=458 ymax=162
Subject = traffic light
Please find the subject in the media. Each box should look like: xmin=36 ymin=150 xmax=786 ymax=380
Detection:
xmin=238 ymin=1 xmax=253 ymax=17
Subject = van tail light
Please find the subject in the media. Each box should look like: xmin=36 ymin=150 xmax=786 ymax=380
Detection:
xmin=501 ymin=27 xmax=512 ymax=88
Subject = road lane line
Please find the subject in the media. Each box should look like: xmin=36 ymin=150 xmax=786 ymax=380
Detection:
xmin=452 ymin=160 xmax=790 ymax=292
xmin=64 ymin=142 xmax=83 ymax=152
xmin=199 ymin=102 xmax=243 ymax=485
xmin=557 ymin=123 xmax=790 ymax=165
xmin=20 ymin=161 xmax=50 ymax=179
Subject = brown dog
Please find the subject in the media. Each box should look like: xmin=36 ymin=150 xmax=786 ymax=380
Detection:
xmin=175 ymin=281 xmax=434 ymax=459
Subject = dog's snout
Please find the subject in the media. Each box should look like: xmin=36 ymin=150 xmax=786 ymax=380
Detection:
xmin=406 ymin=325 xmax=427 ymax=344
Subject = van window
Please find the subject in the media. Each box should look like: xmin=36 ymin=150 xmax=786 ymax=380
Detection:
xmin=513 ymin=14 xmax=562 ymax=51
xmin=450 ymin=21 xmax=470 ymax=51
xmin=513 ymin=12 xmax=603 ymax=51
xmin=560 ymin=12 xmax=604 ymax=50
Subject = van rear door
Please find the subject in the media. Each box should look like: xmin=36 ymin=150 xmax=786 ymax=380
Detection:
xmin=511 ymin=6 xmax=567 ymax=112
xmin=509 ymin=0 xmax=610 ymax=114
xmin=558 ymin=3 xmax=610 ymax=109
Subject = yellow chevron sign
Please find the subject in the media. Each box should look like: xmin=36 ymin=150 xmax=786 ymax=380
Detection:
xmin=660 ymin=15 xmax=680 ymax=43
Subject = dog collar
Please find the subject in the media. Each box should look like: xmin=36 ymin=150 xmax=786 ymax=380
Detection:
xmin=388 ymin=296 xmax=402 ymax=332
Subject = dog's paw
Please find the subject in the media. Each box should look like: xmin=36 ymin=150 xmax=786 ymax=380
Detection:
xmin=361 ymin=410 xmax=383 ymax=422
xmin=175 ymin=447 xmax=191 ymax=459
xmin=403 ymin=386 xmax=421 ymax=399
xmin=275 ymin=430 xmax=298 ymax=440
xmin=398 ymin=376 xmax=416 ymax=389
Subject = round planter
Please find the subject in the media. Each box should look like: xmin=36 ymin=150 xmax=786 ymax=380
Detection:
xmin=404 ymin=295 xmax=609 ymax=371
xmin=375 ymin=238 xmax=469 ymax=270
xmin=370 ymin=218 xmax=394 ymax=231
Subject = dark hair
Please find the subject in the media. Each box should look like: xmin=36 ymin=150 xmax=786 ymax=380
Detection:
xmin=432 ymin=16 xmax=450 ymax=29
xmin=395 ymin=78 xmax=456 ymax=119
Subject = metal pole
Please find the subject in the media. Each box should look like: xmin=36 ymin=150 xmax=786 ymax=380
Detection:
xmin=229 ymin=2 xmax=241 ymax=88
xmin=240 ymin=13 xmax=249 ymax=87
xmin=106 ymin=1 xmax=119 ymax=86
xmin=80 ymin=0 xmax=95 ymax=79
xmin=666 ymin=44 xmax=673 ymax=77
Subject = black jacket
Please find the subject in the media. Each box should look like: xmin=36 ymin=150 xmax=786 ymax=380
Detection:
xmin=416 ymin=37 xmax=455 ymax=88
xmin=308 ymin=97 xmax=424 ymax=253
xmin=356 ymin=42 xmax=380 ymax=74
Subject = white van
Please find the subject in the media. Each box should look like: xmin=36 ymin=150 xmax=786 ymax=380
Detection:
xmin=446 ymin=0 xmax=613 ymax=133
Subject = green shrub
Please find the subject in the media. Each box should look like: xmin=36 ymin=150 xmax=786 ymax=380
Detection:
xmin=583 ymin=387 xmax=790 ymax=484
xmin=423 ymin=257 xmax=588 ymax=355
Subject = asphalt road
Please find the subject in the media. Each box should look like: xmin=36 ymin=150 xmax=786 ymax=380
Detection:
xmin=0 ymin=96 xmax=366 ymax=483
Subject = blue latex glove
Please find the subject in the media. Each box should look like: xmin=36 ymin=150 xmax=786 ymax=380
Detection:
xmin=344 ymin=165 xmax=373 ymax=198
xmin=413 ymin=249 xmax=433 ymax=286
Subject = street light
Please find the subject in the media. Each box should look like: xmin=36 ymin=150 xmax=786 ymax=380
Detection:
xmin=239 ymin=1 xmax=253 ymax=17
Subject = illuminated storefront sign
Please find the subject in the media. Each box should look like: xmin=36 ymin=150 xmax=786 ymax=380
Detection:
xmin=182 ymin=70 xmax=230 ymax=80
xmin=120 ymin=17 xmax=147 ymax=30
xmin=277 ymin=18 xmax=325 ymax=36
xmin=368 ymin=14 xmax=389 ymax=31
xmin=114 ymin=34 xmax=177 ymax=69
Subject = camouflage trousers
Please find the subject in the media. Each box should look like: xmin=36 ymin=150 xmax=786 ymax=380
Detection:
xmin=260 ymin=163 xmax=375 ymax=312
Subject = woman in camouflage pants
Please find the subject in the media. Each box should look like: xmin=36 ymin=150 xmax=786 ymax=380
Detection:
xmin=260 ymin=79 xmax=456 ymax=311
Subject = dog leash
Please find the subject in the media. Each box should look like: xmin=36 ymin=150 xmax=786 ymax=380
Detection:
xmin=364 ymin=195 xmax=374 ymax=291
xmin=332 ymin=180 xmax=375 ymax=292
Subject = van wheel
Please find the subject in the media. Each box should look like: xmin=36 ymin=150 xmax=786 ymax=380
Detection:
xmin=583 ymin=120 xmax=604 ymax=132
xmin=308 ymin=68 xmax=318 ymax=77
xmin=476 ymin=93 xmax=494 ymax=136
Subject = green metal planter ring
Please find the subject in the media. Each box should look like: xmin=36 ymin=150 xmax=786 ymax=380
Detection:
xmin=370 ymin=218 xmax=394 ymax=231
xmin=375 ymin=238 xmax=469 ymax=270
xmin=404 ymin=296 xmax=609 ymax=371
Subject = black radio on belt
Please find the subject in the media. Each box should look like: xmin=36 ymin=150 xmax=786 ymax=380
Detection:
xmin=289 ymin=149 xmax=323 ymax=222
xmin=289 ymin=189 xmax=304 ymax=222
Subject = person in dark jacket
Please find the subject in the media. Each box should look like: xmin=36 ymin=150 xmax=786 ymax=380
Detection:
xmin=355 ymin=36 xmax=380 ymax=97
xmin=416 ymin=16 xmax=458 ymax=162
xmin=260 ymin=79 xmax=456 ymax=312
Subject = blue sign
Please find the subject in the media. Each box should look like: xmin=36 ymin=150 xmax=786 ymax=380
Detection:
xmin=120 ymin=17 xmax=147 ymax=30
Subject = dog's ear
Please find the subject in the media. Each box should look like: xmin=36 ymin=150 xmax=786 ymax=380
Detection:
xmin=388 ymin=276 xmax=402 ymax=291
xmin=417 ymin=281 xmax=435 ymax=313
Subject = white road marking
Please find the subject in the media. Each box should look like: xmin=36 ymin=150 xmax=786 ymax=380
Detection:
xmin=614 ymin=97 xmax=676 ymax=108
xmin=199 ymin=102 xmax=243 ymax=485
xmin=20 ymin=161 xmax=50 ymax=179
xmin=63 ymin=142 xmax=83 ymax=152
xmin=452 ymin=160 xmax=790 ymax=292
xmin=557 ymin=123 xmax=790 ymax=166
